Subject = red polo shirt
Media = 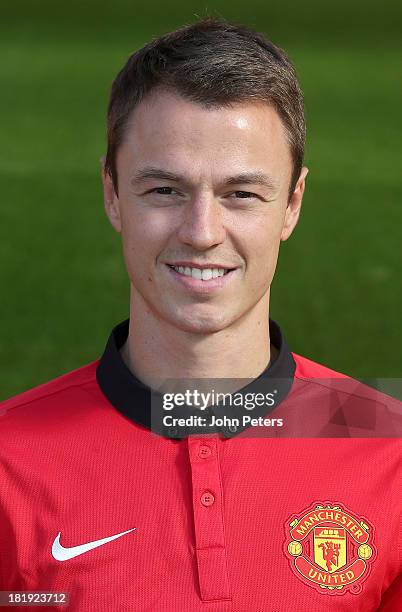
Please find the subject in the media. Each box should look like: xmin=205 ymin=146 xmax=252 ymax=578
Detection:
xmin=0 ymin=318 xmax=401 ymax=611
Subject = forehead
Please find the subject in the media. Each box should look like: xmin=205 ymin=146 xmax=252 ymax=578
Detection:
xmin=117 ymin=89 xmax=292 ymax=180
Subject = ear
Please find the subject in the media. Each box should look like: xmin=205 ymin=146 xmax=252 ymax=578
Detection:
xmin=100 ymin=156 xmax=122 ymax=233
xmin=280 ymin=166 xmax=309 ymax=242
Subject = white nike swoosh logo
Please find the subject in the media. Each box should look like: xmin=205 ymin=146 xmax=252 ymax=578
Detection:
xmin=52 ymin=528 xmax=136 ymax=561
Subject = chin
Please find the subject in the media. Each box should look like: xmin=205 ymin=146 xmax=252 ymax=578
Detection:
xmin=165 ymin=308 xmax=234 ymax=335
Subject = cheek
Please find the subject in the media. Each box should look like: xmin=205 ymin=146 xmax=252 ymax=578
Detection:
xmin=241 ymin=214 xmax=283 ymax=261
xmin=238 ymin=215 xmax=284 ymax=291
xmin=120 ymin=210 xmax=173 ymax=267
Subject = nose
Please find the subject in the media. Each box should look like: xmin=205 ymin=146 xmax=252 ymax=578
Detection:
xmin=176 ymin=194 xmax=226 ymax=250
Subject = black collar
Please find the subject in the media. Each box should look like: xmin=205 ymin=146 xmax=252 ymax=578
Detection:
xmin=96 ymin=318 xmax=296 ymax=439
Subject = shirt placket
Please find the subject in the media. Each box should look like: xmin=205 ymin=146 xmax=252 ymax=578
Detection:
xmin=187 ymin=435 xmax=232 ymax=603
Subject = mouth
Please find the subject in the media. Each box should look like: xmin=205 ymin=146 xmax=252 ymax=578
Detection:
xmin=165 ymin=263 xmax=238 ymax=292
xmin=166 ymin=264 xmax=236 ymax=280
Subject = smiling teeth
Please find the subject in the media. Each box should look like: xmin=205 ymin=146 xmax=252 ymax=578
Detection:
xmin=173 ymin=266 xmax=227 ymax=280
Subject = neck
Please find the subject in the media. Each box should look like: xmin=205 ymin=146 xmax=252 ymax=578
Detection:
xmin=121 ymin=288 xmax=278 ymax=392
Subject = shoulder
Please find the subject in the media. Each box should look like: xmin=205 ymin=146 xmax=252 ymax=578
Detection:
xmin=0 ymin=360 xmax=100 ymax=421
xmin=292 ymin=352 xmax=349 ymax=379
xmin=290 ymin=352 xmax=402 ymax=436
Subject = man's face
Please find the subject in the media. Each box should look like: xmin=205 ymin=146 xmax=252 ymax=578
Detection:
xmin=103 ymin=89 xmax=307 ymax=334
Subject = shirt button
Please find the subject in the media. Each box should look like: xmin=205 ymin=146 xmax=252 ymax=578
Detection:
xmin=200 ymin=491 xmax=215 ymax=507
xmin=198 ymin=445 xmax=212 ymax=458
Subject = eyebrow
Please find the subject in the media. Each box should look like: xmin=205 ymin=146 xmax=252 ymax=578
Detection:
xmin=225 ymin=172 xmax=278 ymax=191
xmin=131 ymin=167 xmax=279 ymax=191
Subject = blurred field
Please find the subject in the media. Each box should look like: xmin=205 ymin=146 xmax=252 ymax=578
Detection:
xmin=1 ymin=0 xmax=401 ymax=399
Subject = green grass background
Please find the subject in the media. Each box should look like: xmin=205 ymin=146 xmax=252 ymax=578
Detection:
xmin=1 ymin=0 xmax=401 ymax=400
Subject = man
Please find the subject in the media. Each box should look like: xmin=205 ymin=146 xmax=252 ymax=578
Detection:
xmin=0 ymin=17 xmax=401 ymax=611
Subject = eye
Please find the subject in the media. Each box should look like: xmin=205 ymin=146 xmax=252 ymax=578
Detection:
xmin=149 ymin=187 xmax=176 ymax=195
xmin=232 ymin=191 xmax=258 ymax=199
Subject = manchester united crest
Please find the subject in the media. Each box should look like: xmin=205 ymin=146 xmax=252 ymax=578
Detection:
xmin=283 ymin=501 xmax=377 ymax=595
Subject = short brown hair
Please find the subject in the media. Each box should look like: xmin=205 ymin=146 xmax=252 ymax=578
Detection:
xmin=105 ymin=17 xmax=305 ymax=202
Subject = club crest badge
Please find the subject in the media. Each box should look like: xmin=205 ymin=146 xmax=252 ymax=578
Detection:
xmin=283 ymin=501 xmax=377 ymax=595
